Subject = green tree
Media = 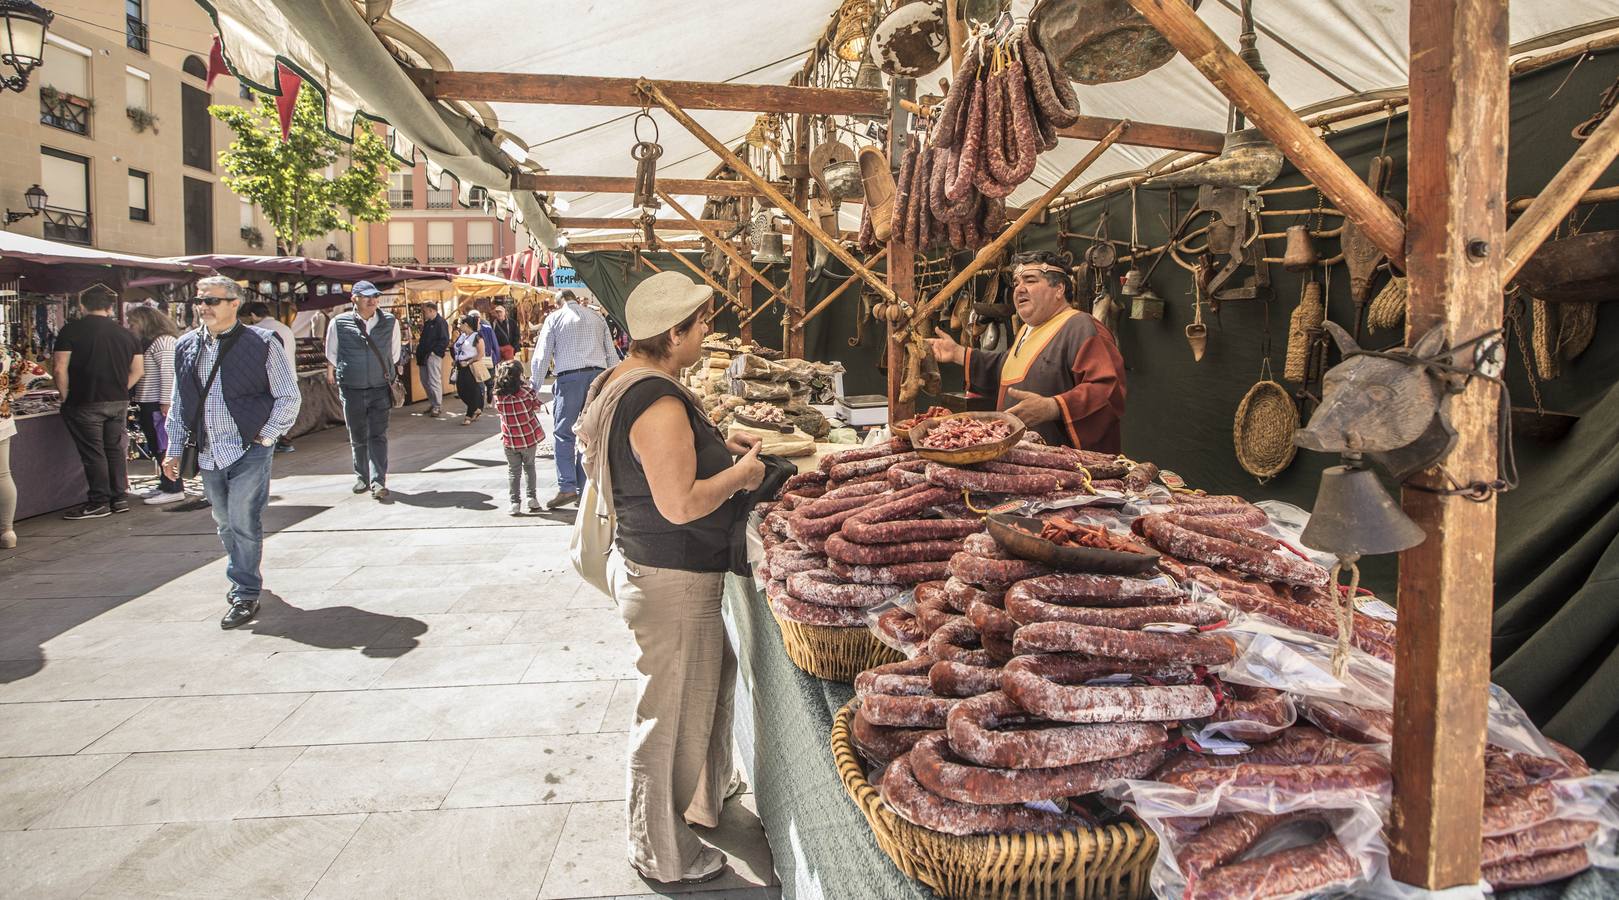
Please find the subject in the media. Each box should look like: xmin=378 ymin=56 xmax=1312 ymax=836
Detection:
xmin=210 ymin=89 xmax=391 ymax=255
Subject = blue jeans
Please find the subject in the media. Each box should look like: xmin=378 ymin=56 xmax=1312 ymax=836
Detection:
xmin=551 ymin=368 xmax=601 ymax=494
xmin=340 ymin=385 xmax=391 ymax=486
xmin=200 ymin=442 xmax=274 ymax=602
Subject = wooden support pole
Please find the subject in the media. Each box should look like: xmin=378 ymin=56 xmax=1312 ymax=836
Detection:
xmin=907 ymin=121 xmax=1130 ymax=329
xmin=406 ymin=68 xmax=887 ymax=116
xmin=638 ymin=79 xmax=899 ymax=305
xmin=657 ymin=190 xmax=791 ymax=310
xmin=795 ymin=250 xmax=886 ymax=330
xmin=738 ymin=263 xmax=755 ymax=342
xmin=512 ymin=175 xmax=769 ymax=197
xmin=1389 ymin=0 xmax=1509 ymax=888
xmin=888 ymin=233 xmax=916 ymax=425
xmin=1507 ymin=183 xmax=1619 ymax=213
xmin=1501 ymin=109 xmax=1619 ymax=285
xmin=568 ymin=240 xmax=706 ymax=252
xmin=552 ymin=216 xmax=735 ymax=232
xmin=945 ymin=0 xmax=968 ymax=73
xmin=1126 ymin=0 xmax=1407 ymax=270
xmin=1057 ymin=116 xmax=1225 ymax=154
xmin=788 ymin=112 xmax=810 ymax=358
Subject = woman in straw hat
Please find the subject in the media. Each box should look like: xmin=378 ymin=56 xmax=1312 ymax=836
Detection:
xmin=575 ymin=271 xmax=766 ymax=885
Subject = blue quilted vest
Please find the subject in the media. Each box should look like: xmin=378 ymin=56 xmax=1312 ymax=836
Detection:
xmin=332 ymin=311 xmax=397 ymax=389
xmin=174 ymin=325 xmax=275 ymax=449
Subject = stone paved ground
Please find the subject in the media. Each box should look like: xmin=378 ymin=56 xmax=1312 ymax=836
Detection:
xmin=0 ymin=403 xmax=780 ymax=900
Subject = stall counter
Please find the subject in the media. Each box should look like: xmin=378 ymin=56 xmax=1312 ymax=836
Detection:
xmin=10 ymin=411 xmax=101 ymax=520
xmin=720 ymin=573 xmax=1619 ymax=900
xmin=291 ymin=369 xmax=345 ymax=439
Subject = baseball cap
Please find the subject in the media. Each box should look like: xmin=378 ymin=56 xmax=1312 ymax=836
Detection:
xmin=352 ymin=280 xmax=381 ymax=297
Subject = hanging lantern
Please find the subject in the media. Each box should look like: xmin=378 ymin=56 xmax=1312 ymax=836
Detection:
xmin=0 ymin=0 xmax=53 ymax=93
xmin=833 ymin=0 xmax=874 ymax=62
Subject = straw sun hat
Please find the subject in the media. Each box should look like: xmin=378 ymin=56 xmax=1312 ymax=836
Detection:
xmin=626 ymin=271 xmax=713 ymax=339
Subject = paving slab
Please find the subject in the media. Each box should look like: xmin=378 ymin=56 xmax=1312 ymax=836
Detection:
xmin=0 ymin=824 xmax=161 ymax=899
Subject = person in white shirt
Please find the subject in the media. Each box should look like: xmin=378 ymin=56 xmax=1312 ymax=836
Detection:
xmin=324 ymin=281 xmax=402 ymax=499
xmin=530 ymin=289 xmax=621 ymax=509
xmin=126 ymin=305 xmax=185 ymax=504
xmin=241 ymin=301 xmax=299 ymax=453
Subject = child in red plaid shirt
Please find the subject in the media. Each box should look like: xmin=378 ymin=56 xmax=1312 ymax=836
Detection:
xmin=493 ymin=360 xmax=547 ymax=515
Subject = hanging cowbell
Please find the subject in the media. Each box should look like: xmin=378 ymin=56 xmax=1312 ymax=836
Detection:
xmin=1145 ymin=129 xmax=1284 ymax=191
xmin=1299 ymin=460 xmax=1425 ymax=558
xmin=753 ymin=232 xmax=789 ymax=266
xmin=1283 ymin=224 xmax=1319 ymax=271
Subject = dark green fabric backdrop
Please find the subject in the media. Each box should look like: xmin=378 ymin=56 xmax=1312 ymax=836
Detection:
xmin=571 ymin=50 xmax=1619 ymax=765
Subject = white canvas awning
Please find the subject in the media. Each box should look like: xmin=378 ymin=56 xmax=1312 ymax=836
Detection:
xmin=199 ymin=1 xmax=1619 ymax=246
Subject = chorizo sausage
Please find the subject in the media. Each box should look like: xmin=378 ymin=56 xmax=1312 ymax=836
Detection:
xmin=929 ymin=660 xmax=1003 ymax=698
xmin=932 ymin=55 xmax=979 ymax=148
xmin=1482 ymin=819 xmax=1598 ymax=868
xmin=1001 ymin=665 xmax=1217 ymax=724
xmin=874 ymin=607 xmax=928 ymax=649
xmin=828 ymin=452 xmax=919 ymax=483
xmin=947 ymin=73 xmax=987 ymax=204
xmin=1483 ymin=782 xmax=1560 ymax=837
xmin=862 ymin=691 xmax=959 ymax=728
xmin=948 ymin=551 xmax=1053 ymax=587
xmin=879 ymin=751 xmax=1081 ymax=837
xmin=854 ymin=656 xmax=936 ymax=697
xmin=1300 ymin=698 xmax=1392 ymax=744
xmin=925 ymin=461 xmax=1063 ymax=494
xmin=983 ymin=64 xmax=1016 ymax=186
xmin=1009 ymin=573 xmax=1189 ymax=609
xmin=943 ymin=577 xmax=1006 ymax=612
xmin=1008 ymin=595 xmax=1227 ymax=629
xmin=1001 ymin=54 xmax=1038 ymax=184
xmin=910 ymin=732 xmax=1168 ymax=805
xmin=1011 ymin=621 xmax=1238 ymax=666
xmin=1481 ymin=847 xmax=1591 ymax=891
xmin=820 ymin=439 xmax=911 ymax=473
xmin=852 ymin=705 xmax=937 ymax=764
xmin=914 ymin=581 xmax=961 ymax=635
xmin=785 ymin=569 xmax=900 ymax=608
xmin=829 ymin=558 xmax=952 ymax=586
xmin=1139 ymin=513 xmax=1328 ymax=587
xmin=946 ymin=691 xmax=1170 ymax=769
xmin=765 ymin=578 xmax=871 ymax=627
xmin=1205 ymin=684 xmax=1294 ymax=742
xmin=1187 ymin=836 xmax=1360 ymax=900
xmin=1175 ymin=811 xmax=1310 ymax=881
xmin=1021 ymin=31 xmax=1080 ymax=129
xmin=929 ymin=144 xmax=977 ymax=224
xmin=825 ymin=533 xmax=963 ymax=566
xmin=926 ymin=617 xmax=994 ymax=667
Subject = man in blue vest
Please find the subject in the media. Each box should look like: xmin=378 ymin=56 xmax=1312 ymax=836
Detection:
xmin=325 ymin=281 xmax=400 ymax=499
xmin=164 ymin=276 xmax=301 ymax=629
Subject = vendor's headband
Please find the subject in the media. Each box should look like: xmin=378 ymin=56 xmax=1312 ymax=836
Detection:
xmin=1013 ymin=263 xmax=1069 ymax=278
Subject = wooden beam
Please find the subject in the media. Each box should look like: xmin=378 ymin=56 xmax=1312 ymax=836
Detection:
xmin=1058 ymin=115 xmax=1225 ymax=154
xmin=657 ymin=190 xmax=790 ymax=310
xmin=908 ymin=122 xmax=1129 ymax=327
xmin=512 ymin=175 xmax=770 ymax=198
xmin=888 ymin=232 xmax=915 ymax=425
xmin=1389 ymin=0 xmax=1509 ymax=888
xmin=638 ymin=79 xmax=899 ymax=305
xmin=405 ymin=68 xmax=887 ymax=116
xmin=567 ymin=240 xmax=705 ymax=252
xmin=1507 ymin=183 xmax=1619 ymax=213
xmin=1126 ymin=0 xmax=1407 ymax=269
xmin=788 ymin=112 xmax=810 ymax=359
xmin=737 ymin=263 xmax=754 ymax=342
xmin=1501 ymin=109 xmax=1619 ymax=284
xmin=552 ymin=217 xmax=735 ymax=232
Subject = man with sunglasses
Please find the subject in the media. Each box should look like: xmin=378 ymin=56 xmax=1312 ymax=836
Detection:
xmin=164 ymin=276 xmax=301 ymax=630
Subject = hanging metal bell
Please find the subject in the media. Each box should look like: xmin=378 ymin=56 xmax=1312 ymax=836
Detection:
xmin=1121 ymin=266 xmax=1144 ymax=297
xmin=1299 ymin=462 xmax=1426 ymax=558
xmin=1144 ymin=128 xmax=1284 ymax=191
xmin=752 ymin=232 xmax=788 ymax=265
xmin=1283 ymin=224 xmax=1319 ymax=272
xmin=853 ymin=55 xmax=884 ymax=92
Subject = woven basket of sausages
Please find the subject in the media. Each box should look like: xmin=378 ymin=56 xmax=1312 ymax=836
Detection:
xmin=770 ymin=611 xmax=905 ymax=684
xmin=832 ymin=701 xmax=1156 ymax=900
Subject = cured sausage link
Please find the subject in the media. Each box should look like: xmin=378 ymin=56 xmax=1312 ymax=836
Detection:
xmin=765 ymin=579 xmax=870 ymax=627
xmin=824 ymin=533 xmax=963 ymax=566
xmin=787 ymin=569 xmax=902 ymax=608
xmin=819 ymin=439 xmax=910 ymax=473
xmin=828 ymin=451 xmax=920 ymax=483
xmin=1010 ymin=573 xmax=1188 ymax=609
xmin=946 ymin=691 xmax=1170 ymax=769
xmin=862 ymin=692 xmax=959 ymax=728
xmin=852 ymin=706 xmax=937 ymax=764
xmin=1187 ymin=836 xmax=1360 ymax=900
xmin=1001 ymin=667 xmax=1216 ymax=724
xmin=909 ymin=733 xmax=1168 ymax=805
xmin=1481 ymin=819 xmax=1598 ymax=868
xmin=879 ymin=751 xmax=1080 ymax=837
xmin=1175 ymin=811 xmax=1309 ymax=881
xmin=926 ymin=461 xmax=1062 ymax=494
xmin=1007 ymin=595 xmax=1226 ymax=629
xmin=948 ymin=551 xmax=1053 ymax=587
xmin=1139 ymin=514 xmax=1329 ymax=587
xmin=929 ymin=660 xmax=1003 ymax=698
xmin=829 ymin=557 xmax=952 ymax=585
xmin=1481 ymin=847 xmax=1591 ymax=891
xmin=1012 ymin=621 xmax=1239 ymax=666
xmin=854 ymin=656 xmax=937 ymax=697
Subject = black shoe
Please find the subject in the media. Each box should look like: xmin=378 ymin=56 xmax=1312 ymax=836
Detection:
xmin=220 ymin=597 xmax=259 ymax=629
xmin=352 ymin=479 xmax=369 ymax=494
xmin=546 ymin=491 xmax=579 ymax=510
xmin=63 ymin=503 xmax=111 ymax=520
xmin=110 ymin=499 xmax=131 ymax=514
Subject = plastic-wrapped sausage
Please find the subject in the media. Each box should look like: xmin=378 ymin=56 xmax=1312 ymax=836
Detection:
xmin=1187 ymin=835 xmax=1359 ymax=900
xmin=1204 ymin=684 xmax=1294 ymax=743
xmin=948 ymin=551 xmax=1053 ymax=587
xmin=1175 ymin=811 xmax=1309 ymax=881
xmin=1482 ymin=846 xmax=1591 ymax=891
xmin=910 ymin=732 xmax=1168 ymax=805
xmin=1483 ymin=782 xmax=1560 ymax=837
xmin=1482 ymin=819 xmax=1598 ymax=868
xmin=1300 ymin=698 xmax=1393 ymax=744
xmin=1011 ymin=621 xmax=1239 ymax=666
xmin=946 ymin=691 xmax=1170 ymax=769
xmin=879 ymin=751 xmax=1080 ymax=837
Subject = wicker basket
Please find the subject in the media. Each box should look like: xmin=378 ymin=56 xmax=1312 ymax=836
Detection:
xmin=831 ymin=703 xmax=1158 ymax=899
xmin=1233 ymin=376 xmax=1300 ymax=481
xmin=772 ymin=609 xmax=904 ymax=683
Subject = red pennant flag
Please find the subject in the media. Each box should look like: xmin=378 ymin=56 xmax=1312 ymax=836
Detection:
xmin=273 ymin=63 xmax=302 ymax=141
xmin=205 ymin=36 xmax=230 ymax=91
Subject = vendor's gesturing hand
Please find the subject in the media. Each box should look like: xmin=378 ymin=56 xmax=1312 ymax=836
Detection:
xmin=1006 ymin=388 xmax=1061 ymax=427
xmin=734 ymin=443 xmax=766 ymax=492
xmin=726 ymin=431 xmax=763 ymax=455
xmin=926 ymin=327 xmax=966 ymax=366
xmin=161 ymin=456 xmax=181 ymax=482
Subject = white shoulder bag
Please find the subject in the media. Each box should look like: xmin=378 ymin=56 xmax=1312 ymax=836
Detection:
xmin=569 ymin=368 xmax=672 ymax=597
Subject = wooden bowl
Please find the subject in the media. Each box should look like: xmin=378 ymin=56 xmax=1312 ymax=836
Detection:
xmin=986 ymin=513 xmax=1161 ymax=575
xmin=909 ymin=412 xmax=1026 ymax=465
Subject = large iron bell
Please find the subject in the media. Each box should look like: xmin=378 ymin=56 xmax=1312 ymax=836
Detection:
xmin=1300 ymin=462 xmax=1426 ymax=558
xmin=753 ymin=232 xmax=788 ymax=266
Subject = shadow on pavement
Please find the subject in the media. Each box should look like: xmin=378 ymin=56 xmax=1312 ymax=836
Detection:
xmin=382 ymin=490 xmax=498 ymax=511
xmin=243 ymin=592 xmax=426 ymax=658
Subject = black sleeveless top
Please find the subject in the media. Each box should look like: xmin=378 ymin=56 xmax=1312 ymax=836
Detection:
xmin=608 ymin=379 xmax=738 ymax=572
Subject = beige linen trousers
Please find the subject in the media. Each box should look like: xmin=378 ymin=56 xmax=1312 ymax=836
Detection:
xmin=608 ymin=548 xmax=737 ymax=881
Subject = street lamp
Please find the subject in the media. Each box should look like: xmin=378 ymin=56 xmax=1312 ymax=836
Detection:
xmin=0 ymin=0 xmax=53 ymax=94
xmin=5 ymin=183 xmax=46 ymax=225
xmin=325 ymin=242 xmax=341 ymax=261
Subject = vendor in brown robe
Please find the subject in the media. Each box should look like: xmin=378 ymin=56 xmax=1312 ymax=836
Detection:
xmin=927 ymin=250 xmax=1126 ymax=452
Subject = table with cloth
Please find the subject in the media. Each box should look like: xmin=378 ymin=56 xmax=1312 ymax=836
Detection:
xmin=720 ymin=574 xmax=1618 ymax=900
xmin=289 ymin=370 xmax=345 ymax=439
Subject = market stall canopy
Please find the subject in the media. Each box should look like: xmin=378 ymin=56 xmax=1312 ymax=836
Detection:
xmin=167 ymin=255 xmax=441 ymax=286
xmin=195 ymin=0 xmax=1619 ymax=244
xmin=399 ymin=271 xmax=552 ymax=301
xmin=0 ymin=231 xmax=215 ymax=294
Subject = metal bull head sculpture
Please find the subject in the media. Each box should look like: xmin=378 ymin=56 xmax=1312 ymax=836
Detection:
xmin=1294 ymin=322 xmax=1465 ymax=482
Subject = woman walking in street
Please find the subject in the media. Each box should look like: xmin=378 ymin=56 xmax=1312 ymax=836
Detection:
xmin=126 ymin=305 xmax=185 ymax=504
xmin=492 ymin=360 xmax=545 ymax=515
xmin=451 ymin=315 xmax=488 ymax=425
xmin=575 ymin=272 xmax=765 ymax=885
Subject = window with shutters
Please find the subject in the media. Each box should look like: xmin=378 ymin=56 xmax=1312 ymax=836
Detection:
xmin=40 ymin=148 xmax=92 ymax=244
xmin=39 ymin=38 xmax=92 ymax=136
xmin=126 ymin=0 xmax=149 ymax=53
xmin=181 ymin=83 xmax=212 ymax=170
xmin=387 ymin=221 xmax=416 ymax=264
xmin=427 ymin=221 xmax=455 ymax=264
xmin=466 ymin=221 xmax=495 ymax=262
xmin=388 ymin=172 xmax=413 ymax=209
xmin=128 ymin=170 xmax=150 ymax=222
